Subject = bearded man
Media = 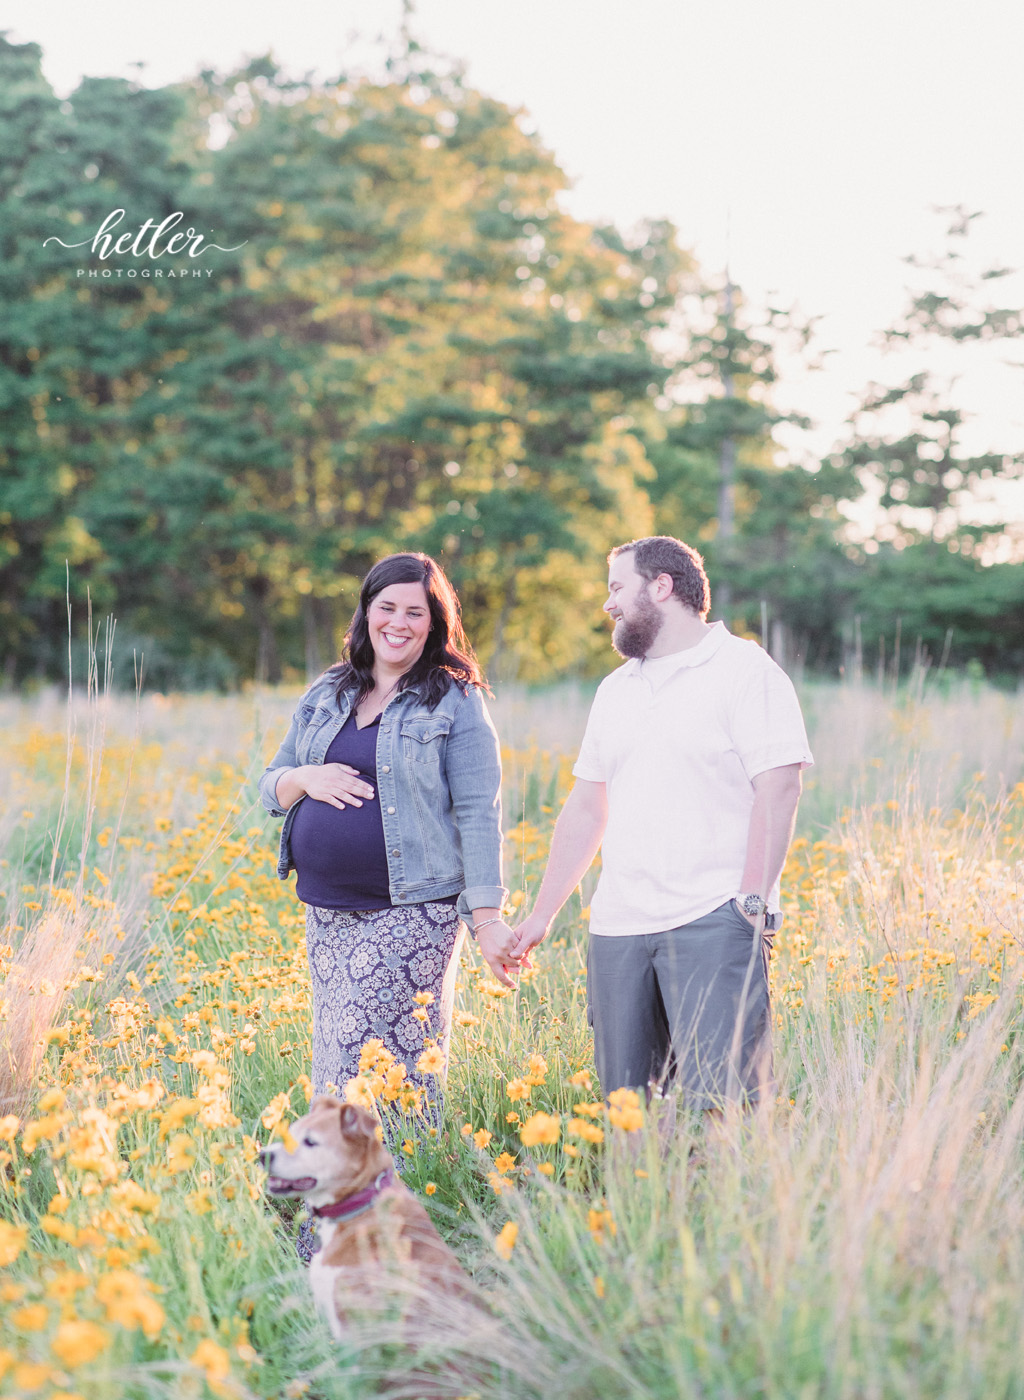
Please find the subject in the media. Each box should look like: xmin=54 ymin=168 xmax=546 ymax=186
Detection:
xmin=512 ymin=536 xmax=813 ymax=1108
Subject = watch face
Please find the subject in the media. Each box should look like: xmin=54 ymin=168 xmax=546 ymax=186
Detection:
xmin=742 ymin=894 xmax=767 ymax=917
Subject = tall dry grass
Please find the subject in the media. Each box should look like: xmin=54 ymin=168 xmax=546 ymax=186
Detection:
xmin=0 ymin=670 xmax=1022 ymax=1398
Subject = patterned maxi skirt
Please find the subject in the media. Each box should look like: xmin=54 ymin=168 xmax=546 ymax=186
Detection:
xmin=304 ymin=900 xmax=464 ymax=1142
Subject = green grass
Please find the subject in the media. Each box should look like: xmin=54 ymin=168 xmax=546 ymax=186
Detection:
xmin=1 ymin=673 xmax=1023 ymax=1398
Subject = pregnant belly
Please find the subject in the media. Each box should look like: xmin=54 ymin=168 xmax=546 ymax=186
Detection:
xmin=289 ymin=787 xmax=388 ymax=897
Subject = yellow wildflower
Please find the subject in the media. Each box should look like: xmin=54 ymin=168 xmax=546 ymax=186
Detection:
xmin=416 ymin=1044 xmax=445 ymax=1075
xmin=413 ymin=991 xmax=435 ymax=1006
xmin=14 ymin=1361 xmax=53 ymax=1391
xmin=358 ymin=1038 xmax=387 ymax=1071
xmin=607 ymin=1088 xmax=643 ymax=1133
xmin=525 ymin=1053 xmax=548 ymax=1086
xmin=166 ymin=1133 xmax=196 ymax=1173
xmin=473 ymin=1129 xmax=492 ymax=1150
xmin=96 ymin=1270 xmax=165 ymax=1337
xmin=494 ymin=1221 xmax=519 ymax=1260
xmin=21 ymin=1111 xmax=68 ymax=1153
xmin=260 ymin=1091 xmax=291 ymax=1134
xmin=11 ymin=1302 xmax=49 ymax=1331
xmin=573 ymin=1101 xmax=604 ymax=1118
xmin=494 ymin=1152 xmax=517 ymax=1174
xmin=568 ymin=1117 xmax=605 ymax=1145
xmin=479 ymin=979 xmax=513 ymax=998
xmin=381 ymin=1064 xmax=408 ymax=1101
xmin=157 ymin=1096 xmax=199 ymax=1141
xmin=45 ymin=1272 xmax=89 ymax=1301
xmin=110 ymin=1180 xmax=160 ymax=1215
xmin=197 ymin=1084 xmax=240 ymax=1130
xmin=344 ymin=1078 xmax=376 ymax=1111
xmin=520 ymin=1112 xmax=560 ymax=1147
xmin=40 ymin=1216 xmax=78 ymax=1243
xmin=0 ymin=1114 xmax=19 ymax=1141
xmin=51 ymin=1319 xmax=111 ymax=1368
xmin=506 ymin=1078 xmax=530 ymax=1101
xmin=425 ymin=1182 xmax=437 ymax=1195
xmin=588 ymin=1207 xmax=617 ymax=1244
xmin=191 ymin=1338 xmax=233 ymax=1395
xmin=0 ymin=1220 xmax=28 ymax=1266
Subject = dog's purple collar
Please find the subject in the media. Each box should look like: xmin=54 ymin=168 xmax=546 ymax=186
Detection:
xmin=312 ymin=1167 xmax=396 ymax=1221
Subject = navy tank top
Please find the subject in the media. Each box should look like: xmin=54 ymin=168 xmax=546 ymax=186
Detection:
xmin=289 ymin=712 xmax=391 ymax=910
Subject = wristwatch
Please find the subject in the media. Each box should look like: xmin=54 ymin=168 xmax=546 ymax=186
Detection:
xmin=736 ymin=893 xmax=769 ymax=919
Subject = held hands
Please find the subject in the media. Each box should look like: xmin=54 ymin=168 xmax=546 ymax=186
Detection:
xmin=509 ymin=911 xmax=551 ymax=965
xmin=474 ymin=920 xmax=523 ymax=990
xmin=300 ymin=763 xmax=375 ymax=810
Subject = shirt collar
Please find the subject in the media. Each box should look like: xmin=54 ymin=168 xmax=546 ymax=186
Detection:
xmin=623 ymin=620 xmax=730 ymax=678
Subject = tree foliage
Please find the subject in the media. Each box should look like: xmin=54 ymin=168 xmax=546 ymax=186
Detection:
xmin=832 ymin=209 xmax=1024 ymax=672
xmin=1 ymin=37 xmax=1022 ymax=686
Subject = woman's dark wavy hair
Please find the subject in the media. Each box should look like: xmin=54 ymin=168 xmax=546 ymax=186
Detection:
xmin=329 ymin=553 xmax=487 ymax=711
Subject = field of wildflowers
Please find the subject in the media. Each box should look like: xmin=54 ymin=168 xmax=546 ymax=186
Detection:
xmin=1 ymin=672 xmax=1023 ymax=1400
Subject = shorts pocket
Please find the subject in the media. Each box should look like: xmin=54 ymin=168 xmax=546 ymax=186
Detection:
xmin=727 ymin=898 xmax=758 ymax=931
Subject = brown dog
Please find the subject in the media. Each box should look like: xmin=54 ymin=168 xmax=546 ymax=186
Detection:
xmin=260 ymin=1095 xmax=469 ymax=1338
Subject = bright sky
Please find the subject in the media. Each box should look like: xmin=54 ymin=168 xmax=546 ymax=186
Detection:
xmin=5 ymin=0 xmax=1024 ymax=473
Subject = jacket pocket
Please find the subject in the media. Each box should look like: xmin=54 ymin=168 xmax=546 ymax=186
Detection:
xmin=400 ymin=715 xmax=452 ymax=764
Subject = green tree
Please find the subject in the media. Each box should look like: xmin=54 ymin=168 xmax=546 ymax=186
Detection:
xmin=644 ymin=274 xmax=853 ymax=663
xmin=0 ymin=35 xmax=89 ymax=677
xmin=835 ymin=209 xmax=1024 ymax=671
xmin=0 ymin=38 xmax=690 ymax=685
xmin=0 ymin=35 xmax=216 ymax=682
xmin=119 ymin=59 xmax=686 ymax=681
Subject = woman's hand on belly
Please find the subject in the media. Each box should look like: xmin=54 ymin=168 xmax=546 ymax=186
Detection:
xmin=276 ymin=763 xmax=375 ymax=811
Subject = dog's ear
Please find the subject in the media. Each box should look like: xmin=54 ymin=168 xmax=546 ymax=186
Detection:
xmin=309 ymin=1094 xmax=342 ymax=1115
xmin=338 ymin=1103 xmax=378 ymax=1141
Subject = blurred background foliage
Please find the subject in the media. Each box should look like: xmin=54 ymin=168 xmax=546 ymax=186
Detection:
xmin=1 ymin=34 xmax=1022 ymax=688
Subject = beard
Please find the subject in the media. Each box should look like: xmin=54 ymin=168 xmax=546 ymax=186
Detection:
xmin=612 ymin=593 xmax=663 ymax=659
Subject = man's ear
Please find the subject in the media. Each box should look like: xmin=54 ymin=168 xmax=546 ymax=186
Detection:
xmin=338 ymin=1103 xmax=378 ymax=1140
xmin=652 ymin=572 xmax=675 ymax=602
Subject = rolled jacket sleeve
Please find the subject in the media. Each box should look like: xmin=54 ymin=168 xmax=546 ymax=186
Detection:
xmin=258 ymin=707 xmax=305 ymax=818
xmin=444 ymin=687 xmax=508 ymax=918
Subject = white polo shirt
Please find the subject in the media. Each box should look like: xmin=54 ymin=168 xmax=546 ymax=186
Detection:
xmin=572 ymin=622 xmax=813 ymax=936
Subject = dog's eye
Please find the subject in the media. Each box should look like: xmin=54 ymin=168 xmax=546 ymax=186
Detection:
xmin=303 ymin=1137 xmax=317 ymax=1147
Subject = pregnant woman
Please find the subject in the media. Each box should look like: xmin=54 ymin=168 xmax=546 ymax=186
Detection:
xmin=259 ymin=552 xmax=520 ymax=1140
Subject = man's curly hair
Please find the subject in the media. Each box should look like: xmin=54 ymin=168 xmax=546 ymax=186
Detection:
xmin=609 ymin=536 xmax=711 ymax=619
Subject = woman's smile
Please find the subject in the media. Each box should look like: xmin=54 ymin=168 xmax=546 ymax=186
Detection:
xmin=367 ymin=583 xmax=432 ymax=672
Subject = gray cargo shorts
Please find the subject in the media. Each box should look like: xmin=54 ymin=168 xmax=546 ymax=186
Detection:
xmin=586 ymin=899 xmax=777 ymax=1108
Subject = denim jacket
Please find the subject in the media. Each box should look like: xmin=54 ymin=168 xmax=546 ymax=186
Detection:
xmin=258 ymin=673 xmax=507 ymax=919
